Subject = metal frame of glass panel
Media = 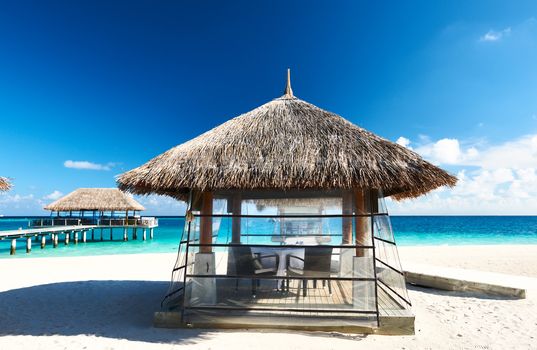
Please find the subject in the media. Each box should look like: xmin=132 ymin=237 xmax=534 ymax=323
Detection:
xmin=161 ymin=190 xmax=411 ymax=328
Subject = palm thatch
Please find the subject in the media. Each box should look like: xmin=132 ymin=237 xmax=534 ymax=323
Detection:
xmin=44 ymin=188 xmax=145 ymax=212
xmin=117 ymin=72 xmax=456 ymax=200
xmin=0 ymin=177 xmax=11 ymax=192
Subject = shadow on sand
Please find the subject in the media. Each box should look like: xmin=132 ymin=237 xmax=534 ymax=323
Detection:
xmin=0 ymin=280 xmax=214 ymax=344
xmin=0 ymin=280 xmax=368 ymax=344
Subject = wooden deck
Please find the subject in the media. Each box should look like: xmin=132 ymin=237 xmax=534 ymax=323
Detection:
xmin=155 ymin=279 xmax=414 ymax=334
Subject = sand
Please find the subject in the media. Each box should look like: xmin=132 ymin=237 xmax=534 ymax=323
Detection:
xmin=0 ymin=245 xmax=536 ymax=350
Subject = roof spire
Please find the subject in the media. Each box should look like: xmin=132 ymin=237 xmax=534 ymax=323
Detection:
xmin=284 ymin=68 xmax=293 ymax=97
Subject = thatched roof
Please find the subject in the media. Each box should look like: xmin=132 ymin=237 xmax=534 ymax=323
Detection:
xmin=44 ymin=188 xmax=145 ymax=212
xmin=117 ymin=71 xmax=456 ymax=200
xmin=0 ymin=177 xmax=11 ymax=192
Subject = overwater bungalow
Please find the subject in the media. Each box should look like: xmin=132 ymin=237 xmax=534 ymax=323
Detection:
xmin=1 ymin=188 xmax=158 ymax=255
xmin=117 ymin=70 xmax=456 ymax=334
xmin=40 ymin=188 xmax=157 ymax=240
xmin=0 ymin=177 xmax=11 ymax=191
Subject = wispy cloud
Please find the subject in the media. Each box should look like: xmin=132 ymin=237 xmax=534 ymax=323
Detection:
xmin=64 ymin=160 xmax=115 ymax=171
xmin=480 ymin=27 xmax=511 ymax=42
xmin=43 ymin=190 xmax=63 ymax=200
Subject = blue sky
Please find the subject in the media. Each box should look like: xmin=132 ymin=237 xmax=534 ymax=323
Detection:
xmin=1 ymin=1 xmax=537 ymax=215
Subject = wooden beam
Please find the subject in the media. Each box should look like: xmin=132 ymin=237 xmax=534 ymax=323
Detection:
xmin=231 ymin=194 xmax=241 ymax=243
xmin=354 ymin=190 xmax=367 ymax=257
xmin=200 ymin=191 xmax=213 ymax=253
xmin=342 ymin=191 xmax=353 ymax=244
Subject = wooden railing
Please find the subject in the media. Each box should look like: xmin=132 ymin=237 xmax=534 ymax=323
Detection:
xmin=30 ymin=217 xmax=158 ymax=228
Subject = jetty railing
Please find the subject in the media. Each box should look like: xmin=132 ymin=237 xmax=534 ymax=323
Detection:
xmin=29 ymin=217 xmax=158 ymax=228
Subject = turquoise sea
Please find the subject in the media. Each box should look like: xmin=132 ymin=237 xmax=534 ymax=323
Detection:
xmin=1 ymin=216 xmax=537 ymax=259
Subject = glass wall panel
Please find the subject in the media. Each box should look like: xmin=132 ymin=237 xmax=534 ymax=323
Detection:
xmin=164 ymin=189 xmax=415 ymax=327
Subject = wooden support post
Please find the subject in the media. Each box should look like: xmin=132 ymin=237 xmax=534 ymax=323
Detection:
xmin=143 ymin=228 xmax=147 ymax=241
xmin=41 ymin=235 xmax=46 ymax=249
xmin=53 ymin=234 xmax=58 ymax=248
xmin=110 ymin=228 xmax=113 ymax=240
xmin=123 ymin=227 xmax=128 ymax=241
xmin=10 ymin=239 xmax=16 ymax=255
xmin=342 ymin=191 xmax=353 ymax=245
xmin=82 ymin=230 xmax=87 ymax=243
xmin=100 ymin=228 xmax=103 ymax=241
xmin=91 ymin=229 xmax=94 ymax=241
xmin=74 ymin=231 xmax=79 ymax=244
xmin=200 ymin=192 xmax=213 ymax=253
xmin=354 ymin=190 xmax=367 ymax=257
xmin=26 ymin=237 xmax=32 ymax=253
xmin=231 ymin=194 xmax=241 ymax=243
xmin=150 ymin=228 xmax=154 ymax=239
xmin=133 ymin=228 xmax=137 ymax=240
xmin=65 ymin=232 xmax=70 ymax=245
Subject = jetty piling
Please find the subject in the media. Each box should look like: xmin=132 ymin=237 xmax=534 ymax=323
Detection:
xmin=41 ymin=235 xmax=46 ymax=249
xmin=10 ymin=238 xmax=16 ymax=255
xmin=26 ymin=237 xmax=31 ymax=253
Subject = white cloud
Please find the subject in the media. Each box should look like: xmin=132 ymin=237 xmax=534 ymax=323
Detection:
xmin=389 ymin=134 xmax=537 ymax=214
xmin=0 ymin=193 xmax=45 ymax=215
xmin=64 ymin=160 xmax=114 ymax=171
xmin=44 ymin=190 xmax=63 ymax=200
xmin=473 ymin=135 xmax=537 ymax=169
xmin=135 ymin=195 xmax=187 ymax=216
xmin=480 ymin=27 xmax=511 ymax=42
xmin=411 ymin=137 xmax=479 ymax=165
xmin=396 ymin=136 xmax=412 ymax=149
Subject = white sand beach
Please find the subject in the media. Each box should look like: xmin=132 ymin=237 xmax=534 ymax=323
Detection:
xmin=1 ymin=245 xmax=536 ymax=350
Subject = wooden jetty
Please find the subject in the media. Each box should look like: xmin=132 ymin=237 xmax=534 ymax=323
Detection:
xmin=0 ymin=219 xmax=157 ymax=255
xmin=0 ymin=187 xmax=160 ymax=255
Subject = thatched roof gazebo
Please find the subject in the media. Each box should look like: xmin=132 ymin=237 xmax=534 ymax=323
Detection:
xmin=45 ymin=188 xmax=145 ymax=213
xmin=0 ymin=177 xmax=12 ymax=192
xmin=117 ymin=70 xmax=456 ymax=334
xmin=118 ymin=71 xmax=455 ymax=200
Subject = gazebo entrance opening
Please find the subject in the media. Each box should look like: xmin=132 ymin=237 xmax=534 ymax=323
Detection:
xmin=162 ymin=189 xmax=411 ymax=330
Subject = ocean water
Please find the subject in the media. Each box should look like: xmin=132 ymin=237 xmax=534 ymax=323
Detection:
xmin=0 ymin=216 xmax=536 ymax=259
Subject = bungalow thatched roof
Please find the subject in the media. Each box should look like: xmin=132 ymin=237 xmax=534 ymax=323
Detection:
xmin=117 ymin=71 xmax=456 ymax=200
xmin=0 ymin=177 xmax=11 ymax=192
xmin=44 ymin=188 xmax=145 ymax=212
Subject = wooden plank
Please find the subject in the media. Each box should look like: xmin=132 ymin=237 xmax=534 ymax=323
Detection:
xmin=404 ymin=265 xmax=526 ymax=299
